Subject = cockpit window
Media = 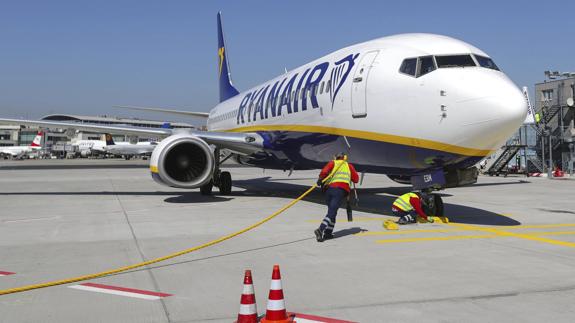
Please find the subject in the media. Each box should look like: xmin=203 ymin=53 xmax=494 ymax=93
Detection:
xmin=435 ymin=55 xmax=476 ymax=68
xmin=474 ymin=55 xmax=500 ymax=71
xmin=399 ymin=58 xmax=417 ymax=76
xmin=417 ymin=56 xmax=436 ymax=77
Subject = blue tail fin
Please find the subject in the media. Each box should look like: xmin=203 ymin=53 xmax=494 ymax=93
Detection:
xmin=105 ymin=134 xmax=115 ymax=146
xmin=217 ymin=12 xmax=239 ymax=102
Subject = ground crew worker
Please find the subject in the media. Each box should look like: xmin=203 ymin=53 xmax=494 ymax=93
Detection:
xmin=314 ymin=153 xmax=359 ymax=242
xmin=535 ymin=112 xmax=541 ymax=124
xmin=392 ymin=192 xmax=431 ymax=224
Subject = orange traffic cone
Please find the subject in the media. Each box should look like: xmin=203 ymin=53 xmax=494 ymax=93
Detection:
xmin=236 ymin=270 xmax=258 ymax=323
xmin=260 ymin=265 xmax=293 ymax=323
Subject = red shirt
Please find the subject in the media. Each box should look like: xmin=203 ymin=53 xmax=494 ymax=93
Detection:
xmin=319 ymin=160 xmax=359 ymax=193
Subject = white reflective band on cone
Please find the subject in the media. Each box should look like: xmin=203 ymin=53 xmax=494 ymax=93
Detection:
xmin=243 ymin=284 xmax=254 ymax=294
xmin=239 ymin=304 xmax=257 ymax=315
xmin=270 ymin=279 xmax=282 ymax=290
xmin=266 ymin=299 xmax=286 ymax=311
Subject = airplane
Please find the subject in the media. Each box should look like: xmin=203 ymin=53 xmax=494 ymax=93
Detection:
xmin=102 ymin=134 xmax=157 ymax=159
xmin=0 ymin=12 xmax=527 ymax=215
xmin=0 ymin=131 xmax=43 ymax=159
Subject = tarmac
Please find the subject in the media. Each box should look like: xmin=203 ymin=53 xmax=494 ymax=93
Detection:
xmin=0 ymin=159 xmax=574 ymax=323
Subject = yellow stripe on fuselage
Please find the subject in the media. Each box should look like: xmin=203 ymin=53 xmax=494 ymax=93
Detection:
xmin=224 ymin=124 xmax=493 ymax=157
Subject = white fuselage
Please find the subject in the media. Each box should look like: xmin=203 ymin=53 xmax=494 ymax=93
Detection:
xmin=204 ymin=34 xmax=526 ymax=174
xmin=104 ymin=142 xmax=157 ymax=156
xmin=0 ymin=145 xmax=40 ymax=157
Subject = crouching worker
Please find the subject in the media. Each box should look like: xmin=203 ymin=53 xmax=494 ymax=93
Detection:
xmin=314 ymin=153 xmax=359 ymax=242
xmin=392 ymin=192 xmax=432 ymax=224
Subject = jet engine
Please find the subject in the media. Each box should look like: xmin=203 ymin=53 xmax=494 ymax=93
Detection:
xmin=149 ymin=134 xmax=215 ymax=189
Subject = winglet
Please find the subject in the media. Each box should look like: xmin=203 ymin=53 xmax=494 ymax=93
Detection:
xmin=217 ymin=12 xmax=239 ymax=102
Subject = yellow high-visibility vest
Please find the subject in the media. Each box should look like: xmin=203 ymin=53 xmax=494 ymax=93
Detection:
xmin=393 ymin=192 xmax=419 ymax=211
xmin=327 ymin=160 xmax=351 ymax=185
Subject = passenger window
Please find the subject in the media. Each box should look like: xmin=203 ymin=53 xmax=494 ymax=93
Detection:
xmin=417 ymin=56 xmax=436 ymax=77
xmin=326 ymin=80 xmax=331 ymax=92
xmin=320 ymin=82 xmax=324 ymax=94
xmin=474 ymin=55 xmax=500 ymax=71
xmin=399 ymin=58 xmax=417 ymax=76
xmin=435 ymin=55 xmax=476 ymax=68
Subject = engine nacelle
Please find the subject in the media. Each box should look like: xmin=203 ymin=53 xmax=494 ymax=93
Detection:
xmin=150 ymin=134 xmax=215 ymax=189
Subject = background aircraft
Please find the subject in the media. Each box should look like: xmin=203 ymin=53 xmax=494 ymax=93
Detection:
xmin=102 ymin=134 xmax=157 ymax=159
xmin=0 ymin=131 xmax=43 ymax=159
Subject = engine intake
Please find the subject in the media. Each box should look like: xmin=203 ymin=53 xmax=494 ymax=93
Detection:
xmin=150 ymin=134 xmax=215 ymax=188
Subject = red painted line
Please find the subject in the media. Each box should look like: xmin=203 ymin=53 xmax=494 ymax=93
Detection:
xmin=80 ymin=283 xmax=172 ymax=297
xmin=0 ymin=271 xmax=15 ymax=276
xmin=291 ymin=312 xmax=358 ymax=323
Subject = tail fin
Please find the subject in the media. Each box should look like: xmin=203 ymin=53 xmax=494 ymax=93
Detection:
xmin=30 ymin=131 xmax=42 ymax=147
xmin=217 ymin=12 xmax=239 ymax=102
xmin=105 ymin=134 xmax=115 ymax=146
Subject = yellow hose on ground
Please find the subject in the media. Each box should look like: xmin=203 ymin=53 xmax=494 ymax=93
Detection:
xmin=0 ymin=184 xmax=319 ymax=296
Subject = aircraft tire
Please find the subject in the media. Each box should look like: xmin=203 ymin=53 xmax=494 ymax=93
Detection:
xmin=433 ymin=194 xmax=444 ymax=217
xmin=219 ymin=171 xmax=232 ymax=195
xmin=200 ymin=180 xmax=213 ymax=195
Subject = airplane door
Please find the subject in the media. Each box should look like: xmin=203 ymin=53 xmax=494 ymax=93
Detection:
xmin=351 ymin=51 xmax=379 ymax=118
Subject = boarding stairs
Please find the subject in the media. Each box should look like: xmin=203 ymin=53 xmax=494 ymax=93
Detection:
xmin=486 ymin=145 xmax=523 ymax=176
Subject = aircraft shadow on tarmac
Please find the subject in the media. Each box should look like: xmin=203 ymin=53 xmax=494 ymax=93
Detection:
xmin=232 ymin=177 xmax=521 ymax=226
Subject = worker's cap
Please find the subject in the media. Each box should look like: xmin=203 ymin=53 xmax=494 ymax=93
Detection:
xmin=335 ymin=152 xmax=348 ymax=160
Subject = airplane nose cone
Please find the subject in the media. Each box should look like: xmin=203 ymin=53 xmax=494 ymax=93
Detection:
xmin=490 ymin=82 xmax=527 ymax=131
xmin=454 ymin=72 xmax=527 ymax=150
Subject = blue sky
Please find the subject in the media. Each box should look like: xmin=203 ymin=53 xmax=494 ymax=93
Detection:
xmin=1 ymin=1 xmax=573 ymax=124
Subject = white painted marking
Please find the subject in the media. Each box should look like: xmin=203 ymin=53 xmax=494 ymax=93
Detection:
xmin=68 ymin=285 xmax=162 ymax=300
xmin=3 ymin=216 xmax=61 ymax=224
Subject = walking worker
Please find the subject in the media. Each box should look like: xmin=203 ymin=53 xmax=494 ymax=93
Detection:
xmin=314 ymin=153 xmax=359 ymax=242
xmin=392 ymin=191 xmax=432 ymax=224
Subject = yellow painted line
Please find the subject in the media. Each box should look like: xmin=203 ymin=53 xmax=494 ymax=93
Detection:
xmin=506 ymin=223 xmax=575 ymax=230
xmin=226 ymin=124 xmax=492 ymax=157
xmin=525 ymin=231 xmax=575 ymax=237
xmin=306 ymin=216 xmax=389 ymax=223
xmin=374 ymin=231 xmax=575 ymax=244
xmin=356 ymin=229 xmax=465 ymax=236
xmin=448 ymin=223 xmax=575 ymax=248
xmin=376 ymin=234 xmax=497 ymax=244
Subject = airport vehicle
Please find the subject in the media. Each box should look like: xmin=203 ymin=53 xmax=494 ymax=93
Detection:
xmin=102 ymin=134 xmax=157 ymax=159
xmin=0 ymin=13 xmax=526 ymax=211
xmin=0 ymin=131 xmax=43 ymax=159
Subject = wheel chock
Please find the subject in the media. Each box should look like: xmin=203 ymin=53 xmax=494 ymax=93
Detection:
xmin=383 ymin=220 xmax=399 ymax=230
xmin=426 ymin=216 xmax=449 ymax=223
xmin=435 ymin=216 xmax=450 ymax=223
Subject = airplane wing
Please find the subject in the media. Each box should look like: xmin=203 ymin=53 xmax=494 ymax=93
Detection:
xmin=114 ymin=106 xmax=210 ymax=118
xmin=0 ymin=118 xmax=263 ymax=155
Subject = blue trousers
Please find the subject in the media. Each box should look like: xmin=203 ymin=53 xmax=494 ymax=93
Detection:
xmin=319 ymin=187 xmax=347 ymax=234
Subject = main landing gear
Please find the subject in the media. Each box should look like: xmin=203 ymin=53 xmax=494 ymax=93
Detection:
xmin=200 ymin=148 xmax=233 ymax=196
xmin=422 ymin=190 xmax=444 ymax=217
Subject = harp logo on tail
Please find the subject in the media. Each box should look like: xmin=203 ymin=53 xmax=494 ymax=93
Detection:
xmin=218 ymin=47 xmax=225 ymax=77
